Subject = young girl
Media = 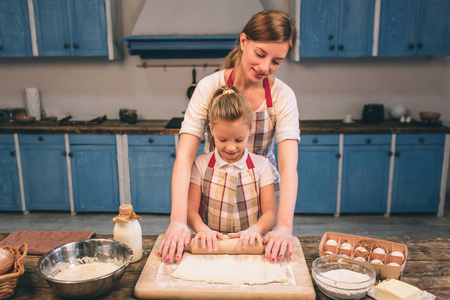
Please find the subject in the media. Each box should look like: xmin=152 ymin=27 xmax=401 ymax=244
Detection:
xmin=187 ymin=86 xmax=277 ymax=253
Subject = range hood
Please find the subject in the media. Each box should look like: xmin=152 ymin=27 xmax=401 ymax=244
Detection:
xmin=122 ymin=0 xmax=264 ymax=59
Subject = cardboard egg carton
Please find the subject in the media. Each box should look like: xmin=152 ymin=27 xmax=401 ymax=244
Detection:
xmin=319 ymin=232 xmax=408 ymax=279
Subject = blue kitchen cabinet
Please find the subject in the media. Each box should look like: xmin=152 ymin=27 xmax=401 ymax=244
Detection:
xmin=379 ymin=0 xmax=450 ymax=56
xmin=296 ymin=135 xmax=339 ymax=214
xmin=0 ymin=0 xmax=32 ymax=57
xmin=128 ymin=135 xmax=176 ymax=213
xmin=341 ymin=135 xmax=391 ymax=213
xmin=300 ymin=0 xmax=375 ymax=57
xmin=33 ymin=0 xmax=107 ymax=56
xmin=19 ymin=134 xmax=70 ymax=211
xmin=391 ymin=134 xmax=444 ymax=213
xmin=0 ymin=135 xmax=21 ymax=211
xmin=69 ymin=135 xmax=119 ymax=212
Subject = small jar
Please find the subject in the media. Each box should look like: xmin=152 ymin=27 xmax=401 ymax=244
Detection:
xmin=119 ymin=108 xmax=128 ymax=122
xmin=126 ymin=110 xmax=137 ymax=124
xmin=113 ymin=204 xmax=142 ymax=263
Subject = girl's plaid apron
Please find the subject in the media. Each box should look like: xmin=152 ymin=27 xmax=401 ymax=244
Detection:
xmin=201 ymin=153 xmax=259 ymax=233
xmin=226 ymin=69 xmax=279 ymax=196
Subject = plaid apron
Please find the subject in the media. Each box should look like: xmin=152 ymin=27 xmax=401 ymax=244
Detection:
xmin=201 ymin=153 xmax=259 ymax=233
xmin=226 ymin=70 xmax=279 ymax=196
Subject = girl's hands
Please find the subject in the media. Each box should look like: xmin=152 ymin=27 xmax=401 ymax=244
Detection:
xmin=263 ymin=226 xmax=293 ymax=262
xmin=158 ymin=221 xmax=191 ymax=264
xmin=228 ymin=229 xmax=262 ymax=252
xmin=193 ymin=230 xmax=224 ymax=252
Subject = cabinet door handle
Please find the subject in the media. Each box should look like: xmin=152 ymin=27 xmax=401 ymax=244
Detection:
xmin=388 ymin=151 xmax=393 ymax=157
xmin=64 ymin=43 xmax=70 ymax=49
xmin=62 ymin=151 xmax=67 ymax=156
xmin=68 ymin=152 xmax=73 ymax=158
xmin=395 ymin=152 xmax=400 ymax=157
xmin=418 ymin=137 xmax=425 ymax=143
xmin=329 ymin=45 xmax=335 ymax=51
xmin=365 ymin=138 xmax=371 ymax=144
xmin=312 ymin=138 xmax=318 ymax=144
xmin=337 ymin=44 xmax=344 ymax=51
xmin=171 ymin=152 xmax=175 ymax=157
xmin=73 ymin=43 xmax=79 ymax=49
xmin=38 ymin=136 xmax=44 ymax=142
xmin=408 ymin=43 xmax=415 ymax=49
xmin=10 ymin=151 xmax=15 ymax=157
xmin=148 ymin=138 xmax=154 ymax=143
xmin=335 ymin=153 xmax=341 ymax=159
xmin=417 ymin=42 xmax=423 ymax=49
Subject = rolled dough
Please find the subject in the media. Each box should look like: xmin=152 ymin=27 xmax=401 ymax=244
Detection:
xmin=187 ymin=235 xmax=265 ymax=255
xmin=171 ymin=252 xmax=288 ymax=285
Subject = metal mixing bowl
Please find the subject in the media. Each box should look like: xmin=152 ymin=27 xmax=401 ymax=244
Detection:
xmin=36 ymin=239 xmax=132 ymax=299
xmin=312 ymin=255 xmax=376 ymax=300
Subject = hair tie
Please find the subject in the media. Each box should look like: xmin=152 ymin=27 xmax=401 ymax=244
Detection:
xmin=223 ymin=88 xmax=235 ymax=95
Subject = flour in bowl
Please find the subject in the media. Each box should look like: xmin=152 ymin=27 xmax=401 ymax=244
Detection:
xmin=53 ymin=262 xmax=120 ymax=281
xmin=321 ymin=269 xmax=371 ymax=283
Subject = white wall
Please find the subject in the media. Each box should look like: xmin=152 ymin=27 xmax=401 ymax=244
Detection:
xmin=0 ymin=1 xmax=449 ymax=193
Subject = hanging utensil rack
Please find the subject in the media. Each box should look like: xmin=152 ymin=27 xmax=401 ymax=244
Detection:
xmin=137 ymin=62 xmax=220 ymax=71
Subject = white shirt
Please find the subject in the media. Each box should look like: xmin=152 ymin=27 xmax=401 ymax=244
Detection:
xmin=180 ymin=69 xmax=300 ymax=144
xmin=190 ymin=149 xmax=274 ymax=189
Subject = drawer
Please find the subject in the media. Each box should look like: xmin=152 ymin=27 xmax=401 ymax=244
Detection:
xmin=0 ymin=134 xmax=15 ymax=144
xmin=396 ymin=134 xmax=445 ymax=145
xmin=19 ymin=134 xmax=65 ymax=144
xmin=128 ymin=135 xmax=175 ymax=146
xmin=69 ymin=134 xmax=116 ymax=145
xmin=344 ymin=134 xmax=391 ymax=145
xmin=300 ymin=135 xmax=339 ymax=146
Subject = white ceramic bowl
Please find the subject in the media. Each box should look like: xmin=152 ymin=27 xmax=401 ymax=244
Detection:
xmin=312 ymin=255 xmax=376 ymax=300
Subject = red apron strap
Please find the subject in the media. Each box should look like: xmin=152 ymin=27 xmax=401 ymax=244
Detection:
xmin=246 ymin=154 xmax=255 ymax=169
xmin=226 ymin=69 xmax=234 ymax=86
xmin=207 ymin=153 xmax=216 ymax=168
xmin=263 ymin=77 xmax=273 ymax=108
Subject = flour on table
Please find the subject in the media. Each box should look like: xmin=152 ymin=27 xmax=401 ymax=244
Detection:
xmin=171 ymin=252 xmax=288 ymax=285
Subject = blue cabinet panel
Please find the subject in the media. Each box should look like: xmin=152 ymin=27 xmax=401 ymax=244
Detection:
xmin=128 ymin=135 xmax=175 ymax=146
xmin=129 ymin=141 xmax=175 ymax=213
xmin=19 ymin=135 xmax=70 ymax=211
xmin=297 ymin=136 xmax=339 ymax=213
xmin=0 ymin=0 xmax=32 ymax=57
xmin=379 ymin=0 xmax=450 ymax=56
xmin=69 ymin=0 xmax=107 ymax=56
xmin=300 ymin=0 xmax=375 ymax=57
xmin=341 ymin=135 xmax=391 ymax=213
xmin=0 ymin=135 xmax=21 ymax=211
xmin=391 ymin=134 xmax=444 ymax=213
xmin=70 ymin=143 xmax=119 ymax=212
xmin=33 ymin=0 xmax=107 ymax=56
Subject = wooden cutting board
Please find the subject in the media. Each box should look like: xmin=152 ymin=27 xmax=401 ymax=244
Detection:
xmin=134 ymin=234 xmax=315 ymax=299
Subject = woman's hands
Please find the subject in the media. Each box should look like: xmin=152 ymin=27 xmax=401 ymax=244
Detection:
xmin=158 ymin=221 xmax=191 ymax=264
xmin=263 ymin=226 xmax=293 ymax=262
xmin=192 ymin=229 xmax=223 ymax=252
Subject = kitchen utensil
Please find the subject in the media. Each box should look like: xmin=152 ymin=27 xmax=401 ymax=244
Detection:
xmin=134 ymin=234 xmax=316 ymax=299
xmin=312 ymin=255 xmax=376 ymax=300
xmin=186 ymin=67 xmax=197 ymax=100
xmin=1 ymin=108 xmax=26 ymax=122
xmin=119 ymin=108 xmax=128 ymax=122
xmin=419 ymin=111 xmax=441 ymax=122
xmin=25 ymin=87 xmax=41 ymax=121
xmin=390 ymin=105 xmax=408 ymax=119
xmin=362 ymin=104 xmax=384 ymax=124
xmin=14 ymin=114 xmax=36 ymax=123
xmin=343 ymin=114 xmax=354 ymax=124
xmin=36 ymin=239 xmax=132 ymax=299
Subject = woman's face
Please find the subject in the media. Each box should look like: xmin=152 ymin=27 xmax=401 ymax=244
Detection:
xmin=209 ymin=117 xmax=251 ymax=164
xmin=239 ymin=33 xmax=290 ymax=83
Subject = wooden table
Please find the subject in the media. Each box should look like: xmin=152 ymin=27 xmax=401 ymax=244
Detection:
xmin=2 ymin=234 xmax=449 ymax=299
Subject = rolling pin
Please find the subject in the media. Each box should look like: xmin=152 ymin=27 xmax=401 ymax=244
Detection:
xmin=185 ymin=236 xmax=265 ymax=255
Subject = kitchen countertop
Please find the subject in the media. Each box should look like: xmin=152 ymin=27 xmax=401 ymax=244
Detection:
xmin=0 ymin=119 xmax=449 ymax=135
xmin=2 ymin=233 xmax=449 ymax=299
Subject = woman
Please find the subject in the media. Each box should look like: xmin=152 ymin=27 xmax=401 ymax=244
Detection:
xmin=158 ymin=9 xmax=300 ymax=264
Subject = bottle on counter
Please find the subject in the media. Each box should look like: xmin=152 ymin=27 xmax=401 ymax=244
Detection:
xmin=113 ymin=204 xmax=143 ymax=263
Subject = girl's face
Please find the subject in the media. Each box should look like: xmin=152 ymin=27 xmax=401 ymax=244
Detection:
xmin=209 ymin=117 xmax=251 ymax=164
xmin=239 ymin=33 xmax=290 ymax=83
